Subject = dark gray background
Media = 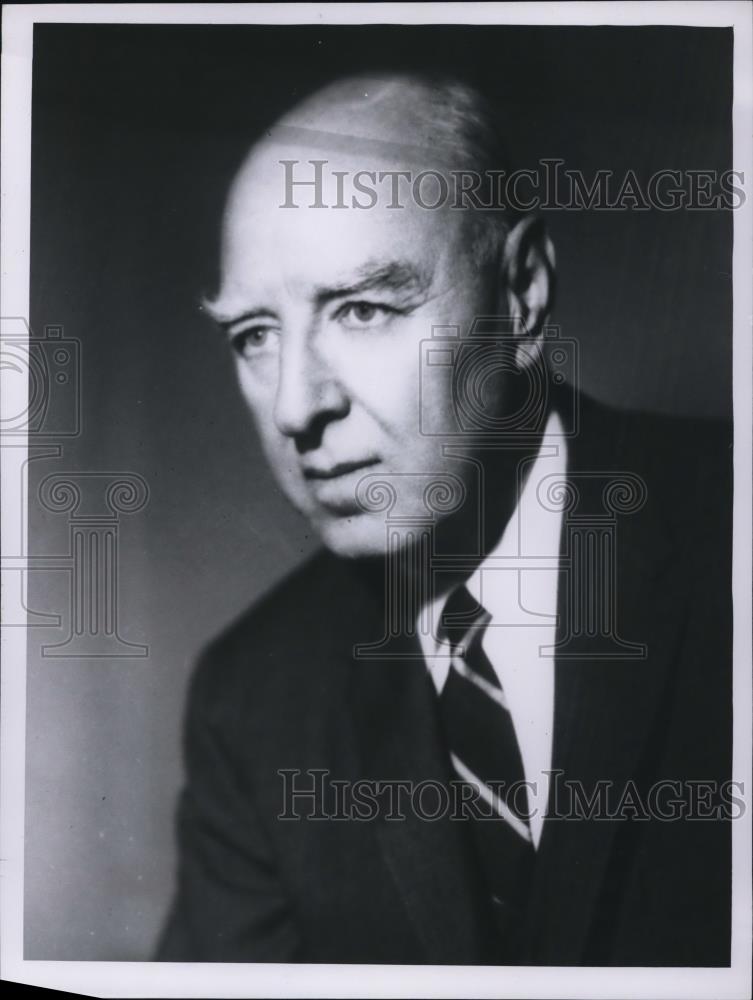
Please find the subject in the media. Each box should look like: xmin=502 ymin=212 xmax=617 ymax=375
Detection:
xmin=25 ymin=23 xmax=732 ymax=959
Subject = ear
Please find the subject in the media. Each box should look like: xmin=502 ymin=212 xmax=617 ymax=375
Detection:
xmin=499 ymin=215 xmax=556 ymax=370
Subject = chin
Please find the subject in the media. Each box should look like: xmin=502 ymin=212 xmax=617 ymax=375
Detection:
xmin=314 ymin=512 xmax=390 ymax=559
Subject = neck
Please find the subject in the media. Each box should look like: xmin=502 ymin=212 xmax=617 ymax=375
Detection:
xmin=373 ymin=428 xmax=549 ymax=621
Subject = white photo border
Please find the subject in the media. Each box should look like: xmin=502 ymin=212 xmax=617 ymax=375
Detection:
xmin=1 ymin=3 xmax=751 ymax=998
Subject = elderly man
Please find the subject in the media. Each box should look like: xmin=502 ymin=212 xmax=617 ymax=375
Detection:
xmin=157 ymin=74 xmax=732 ymax=965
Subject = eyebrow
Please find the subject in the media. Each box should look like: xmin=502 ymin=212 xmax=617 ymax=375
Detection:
xmin=314 ymin=261 xmax=432 ymax=306
xmin=201 ymin=302 xmax=275 ymax=331
xmin=203 ymin=259 xmax=432 ymax=330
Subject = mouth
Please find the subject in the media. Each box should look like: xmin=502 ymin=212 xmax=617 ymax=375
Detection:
xmin=301 ymin=457 xmax=381 ymax=516
xmin=302 ymin=458 xmax=380 ymax=482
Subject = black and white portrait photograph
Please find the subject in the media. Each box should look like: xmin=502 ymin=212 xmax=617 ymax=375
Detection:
xmin=1 ymin=3 xmax=751 ymax=998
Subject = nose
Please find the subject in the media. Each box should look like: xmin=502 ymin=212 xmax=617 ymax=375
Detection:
xmin=273 ymin=331 xmax=349 ymax=443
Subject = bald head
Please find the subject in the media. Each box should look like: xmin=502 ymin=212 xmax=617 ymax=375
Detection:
xmin=265 ymin=73 xmax=511 ymax=172
xmin=226 ymin=73 xmax=514 ymax=266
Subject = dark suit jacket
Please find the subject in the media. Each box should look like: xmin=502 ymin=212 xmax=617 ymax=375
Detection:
xmin=157 ymin=393 xmax=733 ymax=965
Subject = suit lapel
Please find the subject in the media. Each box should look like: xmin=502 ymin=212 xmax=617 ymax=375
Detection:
xmin=523 ymin=403 xmax=693 ymax=963
xmin=348 ymin=627 xmax=494 ymax=964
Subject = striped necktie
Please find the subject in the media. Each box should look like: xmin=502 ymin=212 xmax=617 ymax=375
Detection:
xmin=437 ymin=584 xmax=536 ymax=942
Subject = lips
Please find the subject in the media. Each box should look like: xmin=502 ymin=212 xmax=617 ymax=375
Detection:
xmin=302 ymin=458 xmax=379 ymax=481
xmin=302 ymin=458 xmax=381 ymax=516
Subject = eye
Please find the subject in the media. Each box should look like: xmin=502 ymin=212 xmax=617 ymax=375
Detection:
xmin=336 ymin=301 xmax=395 ymax=329
xmin=230 ymin=327 xmax=277 ymax=360
xmin=349 ymin=302 xmax=379 ymax=323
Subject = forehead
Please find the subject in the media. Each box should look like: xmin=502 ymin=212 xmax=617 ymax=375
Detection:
xmin=218 ymin=138 xmax=472 ymax=299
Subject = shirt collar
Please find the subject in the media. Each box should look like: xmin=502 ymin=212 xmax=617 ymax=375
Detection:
xmin=418 ymin=408 xmax=567 ymax=676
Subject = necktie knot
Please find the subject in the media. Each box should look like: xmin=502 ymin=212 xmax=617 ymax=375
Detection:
xmin=438 ymin=584 xmax=489 ymax=655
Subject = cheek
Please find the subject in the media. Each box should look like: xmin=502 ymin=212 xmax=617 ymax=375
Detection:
xmin=236 ymin=354 xmax=276 ymax=400
xmin=235 ymin=368 xmax=285 ymax=458
xmin=236 ymin=360 xmax=277 ymax=425
xmin=335 ymin=324 xmax=425 ymax=436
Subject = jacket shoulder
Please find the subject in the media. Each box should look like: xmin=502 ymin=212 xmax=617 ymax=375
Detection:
xmin=185 ymin=548 xmax=379 ymax=733
xmin=202 ymin=548 xmax=342 ymax=662
xmin=575 ymin=393 xmax=732 ymax=527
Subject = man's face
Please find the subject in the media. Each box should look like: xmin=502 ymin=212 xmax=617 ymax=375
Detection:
xmin=211 ymin=143 xmax=504 ymax=557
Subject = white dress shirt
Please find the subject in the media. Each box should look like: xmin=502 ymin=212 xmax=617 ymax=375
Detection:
xmin=419 ymin=411 xmax=567 ymax=848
